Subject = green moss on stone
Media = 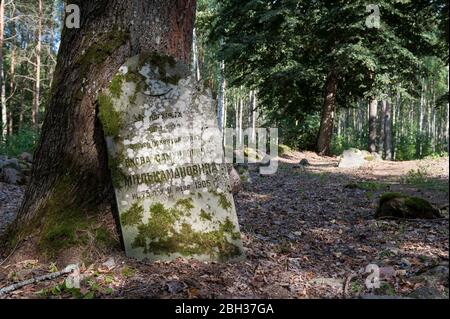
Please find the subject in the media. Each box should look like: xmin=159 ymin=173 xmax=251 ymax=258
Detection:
xmin=98 ymin=93 xmax=122 ymax=138
xmin=379 ymin=192 xmax=406 ymax=206
xmin=200 ymin=209 xmax=213 ymax=221
xmin=175 ymin=198 xmax=194 ymax=214
xmin=130 ymin=202 xmax=242 ymax=260
xmin=121 ymin=203 xmax=144 ymax=227
xmin=210 ymin=190 xmax=232 ymax=211
xmin=404 ymin=197 xmax=435 ymax=212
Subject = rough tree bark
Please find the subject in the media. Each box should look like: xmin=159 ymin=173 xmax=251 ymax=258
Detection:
xmin=317 ymin=72 xmax=337 ymax=155
xmin=384 ymin=99 xmax=393 ymax=160
xmin=0 ymin=0 xmax=6 ymax=139
xmin=379 ymin=100 xmax=387 ymax=157
xmin=6 ymin=0 xmax=197 ymax=255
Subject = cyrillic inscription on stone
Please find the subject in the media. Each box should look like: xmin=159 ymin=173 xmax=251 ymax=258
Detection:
xmin=99 ymin=53 xmax=244 ymax=262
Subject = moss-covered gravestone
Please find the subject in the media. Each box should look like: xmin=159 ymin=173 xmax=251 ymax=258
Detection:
xmin=99 ymin=54 xmax=244 ymax=262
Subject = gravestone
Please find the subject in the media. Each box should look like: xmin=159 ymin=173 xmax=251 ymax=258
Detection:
xmin=99 ymin=53 xmax=244 ymax=262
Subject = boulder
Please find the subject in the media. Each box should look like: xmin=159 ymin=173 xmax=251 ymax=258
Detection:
xmin=338 ymin=149 xmax=381 ymax=169
xmin=0 ymin=167 xmax=22 ymax=185
xmin=0 ymin=158 xmax=21 ymax=171
xmin=299 ymin=159 xmax=311 ymax=167
xmin=19 ymin=152 xmax=33 ymax=163
xmin=375 ymin=193 xmax=442 ymax=219
xmin=228 ymin=167 xmax=242 ymax=194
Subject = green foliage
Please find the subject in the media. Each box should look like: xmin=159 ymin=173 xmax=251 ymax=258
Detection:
xmin=0 ymin=127 xmax=38 ymax=157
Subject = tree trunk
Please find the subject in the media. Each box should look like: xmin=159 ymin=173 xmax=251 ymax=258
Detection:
xmin=8 ymin=43 xmax=16 ymax=136
xmin=7 ymin=0 xmax=197 ymax=255
xmin=192 ymin=28 xmax=201 ymax=81
xmin=238 ymin=96 xmax=243 ymax=144
xmin=251 ymin=91 xmax=257 ymax=144
xmin=32 ymin=0 xmax=42 ymax=128
xmin=0 ymin=0 xmax=6 ymax=139
xmin=368 ymin=98 xmax=378 ymax=153
xmin=379 ymin=100 xmax=387 ymax=157
xmin=446 ymin=66 xmax=449 ymax=153
xmin=217 ymin=61 xmax=225 ymax=131
xmin=417 ymin=79 xmax=425 ymax=157
xmin=317 ymin=72 xmax=337 ymax=155
xmin=384 ymin=99 xmax=393 ymax=160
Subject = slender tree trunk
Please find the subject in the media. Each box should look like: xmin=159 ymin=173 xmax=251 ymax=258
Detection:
xmin=317 ymin=72 xmax=337 ymax=155
xmin=8 ymin=45 xmax=16 ymax=135
xmin=0 ymin=0 xmax=6 ymax=139
xmin=32 ymin=0 xmax=43 ymax=128
xmin=217 ymin=61 xmax=225 ymax=131
xmin=417 ymin=79 xmax=425 ymax=157
xmin=238 ymin=96 xmax=243 ymax=144
xmin=368 ymin=98 xmax=378 ymax=153
xmin=192 ymin=28 xmax=201 ymax=81
xmin=8 ymin=0 xmax=197 ymax=254
xmin=446 ymin=66 xmax=449 ymax=153
xmin=251 ymin=91 xmax=257 ymax=144
xmin=384 ymin=99 xmax=393 ymax=160
xmin=379 ymin=100 xmax=387 ymax=157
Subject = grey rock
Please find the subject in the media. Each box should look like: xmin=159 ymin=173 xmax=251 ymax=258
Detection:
xmin=338 ymin=149 xmax=382 ymax=169
xmin=18 ymin=152 xmax=33 ymax=163
xmin=0 ymin=168 xmax=21 ymax=185
xmin=408 ymin=286 xmax=446 ymax=299
xmin=0 ymin=158 xmax=21 ymax=171
xmin=228 ymin=167 xmax=242 ymax=194
xmin=166 ymin=280 xmax=186 ymax=294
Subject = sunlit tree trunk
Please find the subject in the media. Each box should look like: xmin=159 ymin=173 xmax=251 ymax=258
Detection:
xmin=317 ymin=72 xmax=337 ymax=155
xmin=379 ymin=100 xmax=387 ymax=157
xmin=217 ymin=61 xmax=226 ymax=131
xmin=32 ymin=0 xmax=42 ymax=128
xmin=368 ymin=98 xmax=378 ymax=153
xmin=384 ymin=98 xmax=393 ymax=160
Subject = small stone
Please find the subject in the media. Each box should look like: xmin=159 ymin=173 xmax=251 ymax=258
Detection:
xmin=166 ymin=280 xmax=186 ymax=294
xmin=400 ymin=258 xmax=412 ymax=268
xmin=379 ymin=266 xmax=396 ymax=280
xmin=102 ymin=257 xmax=116 ymax=270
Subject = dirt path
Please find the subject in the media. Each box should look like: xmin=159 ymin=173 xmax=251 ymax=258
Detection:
xmin=0 ymin=153 xmax=448 ymax=299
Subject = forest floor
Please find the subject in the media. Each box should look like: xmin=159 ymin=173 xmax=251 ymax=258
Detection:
xmin=0 ymin=151 xmax=448 ymax=299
